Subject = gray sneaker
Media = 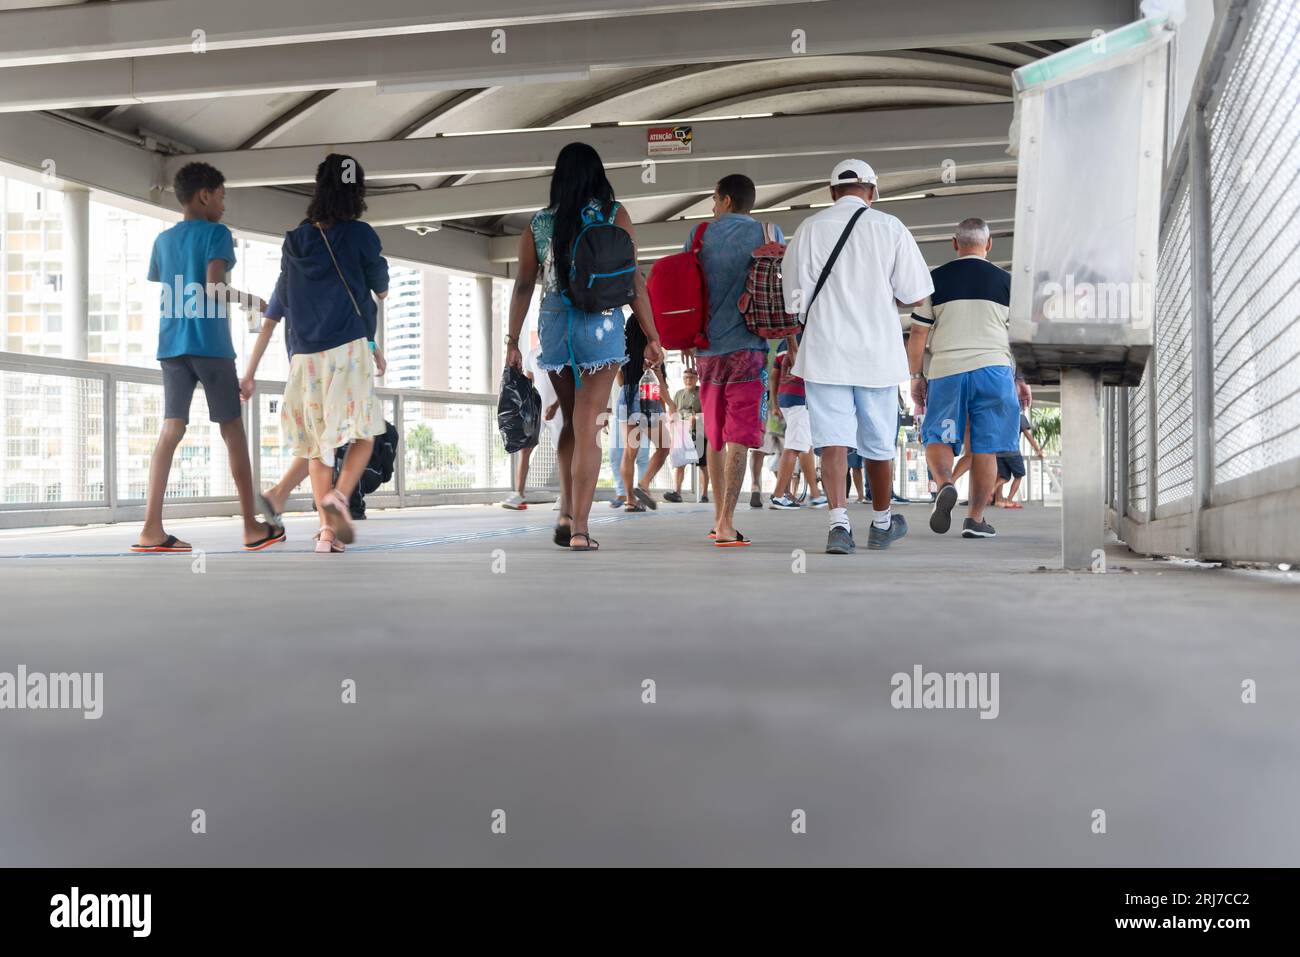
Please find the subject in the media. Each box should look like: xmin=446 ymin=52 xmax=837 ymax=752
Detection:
xmin=826 ymin=525 xmax=856 ymax=554
xmin=961 ymin=517 xmax=997 ymax=538
xmin=930 ymin=483 xmax=958 ymax=534
xmin=867 ymin=513 xmax=909 ymax=550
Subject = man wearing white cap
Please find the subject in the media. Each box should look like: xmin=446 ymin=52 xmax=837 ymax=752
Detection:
xmin=781 ymin=159 xmax=934 ymax=554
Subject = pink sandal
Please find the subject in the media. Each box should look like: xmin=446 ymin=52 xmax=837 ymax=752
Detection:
xmin=314 ymin=527 xmax=345 ymax=553
xmin=319 ymin=489 xmax=356 ymax=545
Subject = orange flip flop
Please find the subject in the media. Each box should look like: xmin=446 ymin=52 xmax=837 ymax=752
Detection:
xmin=130 ymin=534 xmax=191 ymax=553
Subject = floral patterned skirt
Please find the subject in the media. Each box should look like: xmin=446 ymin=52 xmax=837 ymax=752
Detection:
xmin=281 ymin=337 xmax=386 ymax=466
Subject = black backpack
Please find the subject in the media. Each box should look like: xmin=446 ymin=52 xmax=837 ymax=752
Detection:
xmin=330 ymin=420 xmax=397 ymax=497
xmin=564 ymin=204 xmax=637 ymax=313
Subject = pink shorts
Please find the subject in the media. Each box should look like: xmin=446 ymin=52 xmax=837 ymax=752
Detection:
xmin=697 ymin=351 xmax=766 ymax=450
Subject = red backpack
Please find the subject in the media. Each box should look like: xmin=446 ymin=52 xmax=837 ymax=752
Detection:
xmin=647 ymin=222 xmax=710 ymax=351
xmin=739 ymin=222 xmax=801 ymax=339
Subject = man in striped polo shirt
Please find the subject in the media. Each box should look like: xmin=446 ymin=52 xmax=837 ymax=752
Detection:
xmin=907 ymin=217 xmax=1031 ymax=540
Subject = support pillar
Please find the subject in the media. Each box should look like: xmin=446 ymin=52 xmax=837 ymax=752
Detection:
xmin=60 ymin=185 xmax=89 ymax=503
xmin=61 ymin=185 xmax=89 ymax=360
xmin=1188 ymin=101 xmax=1216 ymax=559
xmin=474 ymin=275 xmax=495 ymax=488
xmin=374 ymin=294 xmax=386 ymax=387
xmin=1060 ymin=368 xmax=1105 ymax=569
xmin=475 ymin=275 xmax=494 ymax=394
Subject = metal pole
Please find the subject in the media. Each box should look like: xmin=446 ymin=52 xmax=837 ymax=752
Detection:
xmin=374 ymin=295 xmax=386 ymax=388
xmin=61 ymin=186 xmax=90 ymax=504
xmin=1188 ymin=101 xmax=1216 ymax=559
xmin=248 ymin=390 xmax=262 ymax=490
xmin=394 ymin=393 xmax=405 ymax=506
xmin=102 ymin=372 xmax=117 ymax=522
xmin=1060 ymin=368 xmax=1105 ymax=569
xmin=1117 ymin=386 xmax=1130 ymax=525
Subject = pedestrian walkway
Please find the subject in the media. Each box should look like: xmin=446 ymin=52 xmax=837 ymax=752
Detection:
xmin=1 ymin=502 xmax=1297 ymax=865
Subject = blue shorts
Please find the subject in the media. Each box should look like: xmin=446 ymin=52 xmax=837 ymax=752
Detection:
xmin=804 ymin=381 xmax=899 ymax=460
xmin=921 ymin=365 xmax=1020 ymax=455
xmin=537 ymin=291 xmax=627 ymax=377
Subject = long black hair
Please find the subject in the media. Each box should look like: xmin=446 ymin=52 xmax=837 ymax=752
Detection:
xmin=306 ymin=153 xmax=367 ymax=226
xmin=548 ymin=142 xmax=615 ymax=285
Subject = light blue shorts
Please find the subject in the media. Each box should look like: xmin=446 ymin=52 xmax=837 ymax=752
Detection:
xmin=804 ymin=381 xmax=899 ymax=460
xmin=921 ymin=365 xmax=1020 ymax=455
xmin=537 ymin=291 xmax=626 ymax=378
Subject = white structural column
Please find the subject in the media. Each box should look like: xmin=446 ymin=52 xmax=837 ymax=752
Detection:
xmin=475 ymin=276 xmax=495 ymax=394
xmin=60 ymin=184 xmax=90 ymax=503
xmin=1060 ymin=369 xmax=1105 ymax=570
xmin=475 ymin=275 xmax=495 ymax=489
xmin=61 ymin=184 xmax=89 ymax=360
xmin=374 ymin=295 xmax=386 ymax=387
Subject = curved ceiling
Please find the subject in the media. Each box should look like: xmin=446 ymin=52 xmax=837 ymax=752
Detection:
xmin=15 ymin=0 xmax=1103 ymax=264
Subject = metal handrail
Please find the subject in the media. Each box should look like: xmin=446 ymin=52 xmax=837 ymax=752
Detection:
xmin=0 ymin=349 xmax=506 ymax=526
xmin=0 ymin=351 xmax=497 ymax=407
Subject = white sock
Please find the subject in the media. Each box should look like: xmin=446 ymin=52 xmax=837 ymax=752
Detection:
xmin=873 ymin=507 xmax=892 ymax=529
xmin=830 ymin=507 xmax=850 ymax=530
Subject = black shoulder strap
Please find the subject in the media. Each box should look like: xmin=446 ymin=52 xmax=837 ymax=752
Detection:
xmin=803 ymin=206 xmax=867 ymax=321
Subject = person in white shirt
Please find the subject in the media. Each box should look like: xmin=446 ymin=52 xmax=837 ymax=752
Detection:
xmin=781 ymin=159 xmax=933 ymax=554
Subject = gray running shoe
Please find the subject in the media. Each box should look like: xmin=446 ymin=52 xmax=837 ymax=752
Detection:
xmin=961 ymin=517 xmax=997 ymax=538
xmin=826 ymin=525 xmax=856 ymax=554
xmin=930 ymin=483 xmax=958 ymax=534
xmin=770 ymin=495 xmax=799 ymax=509
xmin=867 ymin=513 xmax=909 ymax=550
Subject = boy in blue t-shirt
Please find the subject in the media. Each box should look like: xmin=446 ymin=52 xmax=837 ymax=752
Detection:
xmin=132 ymin=162 xmax=284 ymax=553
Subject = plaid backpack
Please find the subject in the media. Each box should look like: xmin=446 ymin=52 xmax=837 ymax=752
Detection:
xmin=739 ymin=222 xmax=801 ymax=339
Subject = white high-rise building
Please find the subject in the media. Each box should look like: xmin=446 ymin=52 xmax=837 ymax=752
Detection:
xmin=385 ymin=265 xmax=424 ymax=389
xmin=447 ymin=275 xmax=475 ymax=393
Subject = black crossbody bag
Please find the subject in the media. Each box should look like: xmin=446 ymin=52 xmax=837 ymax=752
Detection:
xmin=800 ymin=206 xmax=867 ymax=323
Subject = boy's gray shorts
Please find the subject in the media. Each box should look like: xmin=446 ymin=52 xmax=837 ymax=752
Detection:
xmin=161 ymin=355 xmax=242 ymax=424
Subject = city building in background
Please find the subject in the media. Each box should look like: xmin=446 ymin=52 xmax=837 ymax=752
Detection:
xmin=1 ymin=167 xmax=520 ymax=504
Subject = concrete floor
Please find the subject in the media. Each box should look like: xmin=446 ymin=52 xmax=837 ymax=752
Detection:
xmin=1 ymin=499 xmax=1298 ymax=866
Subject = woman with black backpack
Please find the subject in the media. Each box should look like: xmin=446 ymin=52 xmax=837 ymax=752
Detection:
xmin=505 ymin=142 xmax=663 ymax=551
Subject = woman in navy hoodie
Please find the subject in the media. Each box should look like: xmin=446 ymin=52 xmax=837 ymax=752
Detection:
xmin=246 ymin=153 xmax=389 ymax=552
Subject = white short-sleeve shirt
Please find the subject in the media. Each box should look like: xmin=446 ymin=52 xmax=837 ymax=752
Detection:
xmin=782 ymin=196 xmax=933 ymax=388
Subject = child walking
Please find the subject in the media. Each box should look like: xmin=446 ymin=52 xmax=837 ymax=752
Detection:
xmin=132 ymin=162 xmax=283 ymax=553
xmin=245 ymin=153 xmax=389 ymax=553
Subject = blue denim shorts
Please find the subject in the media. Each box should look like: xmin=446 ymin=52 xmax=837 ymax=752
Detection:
xmin=537 ymin=291 xmax=627 ymax=379
xmin=921 ymin=365 xmax=1020 ymax=455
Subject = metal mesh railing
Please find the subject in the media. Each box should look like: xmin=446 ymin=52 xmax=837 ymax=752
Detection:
xmin=0 ymin=352 xmax=509 ymax=525
xmin=400 ymin=397 xmax=510 ymax=492
xmin=1153 ymin=184 xmax=1196 ymax=507
xmin=0 ymin=369 xmax=104 ymax=505
xmin=1110 ymin=0 xmax=1300 ymax=562
xmin=1207 ymin=0 xmax=1300 ymax=485
xmin=115 ymin=380 xmax=236 ymax=501
xmin=1127 ymin=372 xmax=1149 ymax=517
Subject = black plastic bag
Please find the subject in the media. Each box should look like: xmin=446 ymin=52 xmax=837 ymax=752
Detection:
xmin=497 ymin=365 xmax=542 ymax=453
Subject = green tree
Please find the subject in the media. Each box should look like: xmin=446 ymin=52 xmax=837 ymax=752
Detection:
xmin=407 ymin=423 xmax=436 ymax=471
xmin=1030 ymin=406 xmax=1062 ymax=455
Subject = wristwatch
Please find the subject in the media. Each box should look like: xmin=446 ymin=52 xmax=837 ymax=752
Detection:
xmin=910 ymin=372 xmax=925 ymax=380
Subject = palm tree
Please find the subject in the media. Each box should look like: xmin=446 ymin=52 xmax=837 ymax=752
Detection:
xmin=1029 ymin=406 xmax=1061 ymax=455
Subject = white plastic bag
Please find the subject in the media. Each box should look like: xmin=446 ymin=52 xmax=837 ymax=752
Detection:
xmin=670 ymin=418 xmax=699 ymax=468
